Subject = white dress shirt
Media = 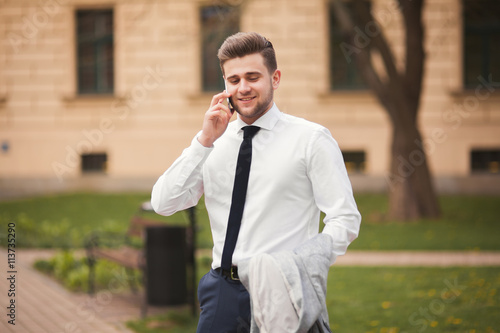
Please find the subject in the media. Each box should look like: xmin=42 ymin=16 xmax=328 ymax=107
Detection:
xmin=151 ymin=104 xmax=361 ymax=269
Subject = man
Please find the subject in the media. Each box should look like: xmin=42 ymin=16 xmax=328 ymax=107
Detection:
xmin=151 ymin=32 xmax=361 ymax=332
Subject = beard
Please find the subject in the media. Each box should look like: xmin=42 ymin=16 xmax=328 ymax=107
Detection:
xmin=230 ymin=82 xmax=274 ymax=121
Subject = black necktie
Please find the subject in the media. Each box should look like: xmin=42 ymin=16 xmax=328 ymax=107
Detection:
xmin=220 ymin=126 xmax=261 ymax=270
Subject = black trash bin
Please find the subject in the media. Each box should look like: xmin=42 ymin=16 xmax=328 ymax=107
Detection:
xmin=145 ymin=226 xmax=187 ymax=306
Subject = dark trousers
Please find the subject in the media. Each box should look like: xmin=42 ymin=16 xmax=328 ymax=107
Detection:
xmin=196 ymin=269 xmax=251 ymax=333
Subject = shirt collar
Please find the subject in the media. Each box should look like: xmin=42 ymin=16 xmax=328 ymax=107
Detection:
xmin=235 ymin=103 xmax=281 ymax=132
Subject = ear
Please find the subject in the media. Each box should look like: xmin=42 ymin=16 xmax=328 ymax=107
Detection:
xmin=272 ymin=69 xmax=281 ymax=90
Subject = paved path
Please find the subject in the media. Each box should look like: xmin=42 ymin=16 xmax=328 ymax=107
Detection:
xmin=335 ymin=250 xmax=500 ymax=266
xmin=1 ymin=249 xmax=500 ymax=333
xmin=0 ymin=249 xmax=177 ymax=333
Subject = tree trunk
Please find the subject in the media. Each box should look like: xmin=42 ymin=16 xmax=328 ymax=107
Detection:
xmin=387 ymin=119 xmax=441 ymax=220
xmin=331 ymin=0 xmax=441 ymax=220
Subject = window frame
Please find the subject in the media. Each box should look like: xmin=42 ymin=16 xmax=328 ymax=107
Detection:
xmin=75 ymin=8 xmax=115 ymax=95
xmin=200 ymin=5 xmax=240 ymax=93
xmin=470 ymin=149 xmax=500 ymax=174
xmin=342 ymin=150 xmax=367 ymax=174
xmin=462 ymin=0 xmax=500 ymax=89
xmin=81 ymin=152 xmax=108 ymax=174
xmin=328 ymin=0 xmax=370 ymax=91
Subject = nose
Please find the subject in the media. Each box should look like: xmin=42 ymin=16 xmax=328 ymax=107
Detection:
xmin=239 ymin=79 xmax=251 ymax=94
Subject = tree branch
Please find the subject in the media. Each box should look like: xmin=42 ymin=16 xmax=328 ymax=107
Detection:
xmin=331 ymin=0 xmax=410 ymax=126
xmin=399 ymin=0 xmax=425 ymax=118
xmin=352 ymin=0 xmax=402 ymax=85
xmin=330 ymin=0 xmax=387 ymax=102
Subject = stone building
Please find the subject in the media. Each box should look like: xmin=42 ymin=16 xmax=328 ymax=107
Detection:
xmin=0 ymin=0 xmax=499 ymax=198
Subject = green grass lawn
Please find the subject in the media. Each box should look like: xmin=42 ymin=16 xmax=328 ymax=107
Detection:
xmin=2 ymin=192 xmax=498 ymax=332
xmin=1 ymin=192 xmax=499 ymax=251
xmin=350 ymin=194 xmax=500 ymax=251
xmin=0 ymin=192 xmax=191 ymax=248
xmin=127 ymin=265 xmax=500 ymax=333
xmin=327 ymin=266 xmax=499 ymax=333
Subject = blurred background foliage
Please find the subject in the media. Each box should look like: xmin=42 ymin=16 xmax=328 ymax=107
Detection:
xmin=1 ymin=192 xmax=499 ymax=251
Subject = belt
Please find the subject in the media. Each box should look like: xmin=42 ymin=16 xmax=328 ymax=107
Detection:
xmin=215 ymin=266 xmax=240 ymax=281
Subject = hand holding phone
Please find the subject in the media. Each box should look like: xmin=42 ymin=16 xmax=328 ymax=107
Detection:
xmin=198 ymin=90 xmax=233 ymax=147
xmin=224 ymin=81 xmax=234 ymax=114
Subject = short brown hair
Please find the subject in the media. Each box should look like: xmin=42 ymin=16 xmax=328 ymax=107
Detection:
xmin=217 ymin=32 xmax=277 ymax=75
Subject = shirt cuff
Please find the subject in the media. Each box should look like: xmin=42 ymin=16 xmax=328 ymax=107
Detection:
xmin=193 ymin=131 xmax=213 ymax=147
xmin=191 ymin=131 xmax=214 ymax=160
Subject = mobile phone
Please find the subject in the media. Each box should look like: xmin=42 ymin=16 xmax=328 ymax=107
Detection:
xmin=224 ymin=81 xmax=234 ymax=114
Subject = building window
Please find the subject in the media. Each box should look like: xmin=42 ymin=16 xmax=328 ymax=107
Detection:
xmin=81 ymin=153 xmax=108 ymax=173
xmin=329 ymin=1 xmax=369 ymax=90
xmin=463 ymin=0 xmax=500 ymax=89
xmin=200 ymin=5 xmax=240 ymax=92
xmin=342 ymin=150 xmax=366 ymax=173
xmin=76 ymin=9 xmax=114 ymax=95
xmin=470 ymin=149 xmax=500 ymax=174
